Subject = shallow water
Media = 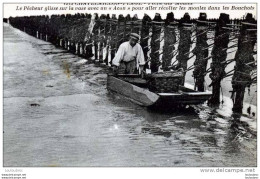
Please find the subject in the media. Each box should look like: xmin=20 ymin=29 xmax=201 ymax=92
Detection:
xmin=3 ymin=23 xmax=256 ymax=167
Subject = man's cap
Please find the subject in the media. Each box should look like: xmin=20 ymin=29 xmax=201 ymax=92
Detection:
xmin=130 ymin=33 xmax=140 ymax=41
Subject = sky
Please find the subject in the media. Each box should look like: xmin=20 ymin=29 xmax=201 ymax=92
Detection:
xmin=3 ymin=3 xmax=257 ymax=19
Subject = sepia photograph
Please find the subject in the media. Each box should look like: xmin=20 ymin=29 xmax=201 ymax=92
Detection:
xmin=1 ymin=1 xmax=258 ymax=178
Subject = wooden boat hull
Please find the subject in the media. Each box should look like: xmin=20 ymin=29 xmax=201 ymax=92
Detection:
xmin=107 ymin=75 xmax=212 ymax=108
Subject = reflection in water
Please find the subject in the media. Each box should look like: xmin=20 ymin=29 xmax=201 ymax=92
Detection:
xmin=142 ymin=125 xmax=172 ymax=138
xmin=3 ymin=24 xmax=256 ymax=167
xmin=62 ymin=61 xmax=71 ymax=78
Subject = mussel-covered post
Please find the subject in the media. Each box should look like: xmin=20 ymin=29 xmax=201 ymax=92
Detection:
xmin=150 ymin=13 xmax=163 ymax=73
xmin=92 ymin=14 xmax=100 ymax=61
xmin=162 ymin=12 xmax=177 ymax=70
xmin=209 ymin=13 xmax=230 ymax=105
xmin=60 ymin=14 xmax=68 ymax=49
xmin=72 ymin=14 xmax=87 ymax=55
xmin=193 ymin=13 xmax=209 ymax=92
xmin=104 ymin=14 xmax=111 ymax=65
xmin=45 ymin=16 xmax=51 ymax=42
xmin=43 ymin=16 xmax=49 ymax=41
xmin=49 ymin=15 xmax=60 ymax=46
xmin=38 ymin=16 xmax=44 ymax=39
xmin=79 ymin=14 xmax=89 ymax=56
xmin=109 ymin=15 xmax=118 ymax=61
xmin=131 ymin=14 xmax=141 ymax=34
xmin=84 ymin=14 xmax=94 ymax=59
xmin=231 ymin=14 xmax=257 ymax=113
xmin=176 ymin=13 xmax=192 ymax=84
xmin=117 ymin=15 xmax=125 ymax=49
xmin=58 ymin=14 xmax=67 ymax=48
xmin=124 ymin=14 xmax=132 ymax=42
xmin=68 ymin=14 xmax=79 ymax=54
xmin=140 ymin=14 xmax=151 ymax=64
xmin=99 ymin=14 xmax=107 ymax=63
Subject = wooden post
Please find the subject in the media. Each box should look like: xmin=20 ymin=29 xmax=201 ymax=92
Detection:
xmin=83 ymin=14 xmax=94 ymax=59
xmin=75 ymin=42 xmax=79 ymax=55
xmin=56 ymin=15 xmax=62 ymax=46
xmin=70 ymin=41 xmax=76 ymax=54
xmin=124 ymin=14 xmax=132 ymax=42
xmin=104 ymin=14 xmax=111 ymax=65
xmin=67 ymin=40 xmax=70 ymax=50
xmin=99 ymin=14 xmax=107 ymax=63
xmin=43 ymin=15 xmax=48 ymax=41
xmin=140 ymin=14 xmax=151 ymax=65
xmin=110 ymin=14 xmax=118 ymax=61
xmin=64 ymin=38 xmax=68 ymax=49
xmin=45 ymin=15 xmax=50 ymax=42
xmin=78 ymin=43 xmax=82 ymax=55
xmin=162 ymin=12 xmax=177 ymax=70
xmin=231 ymin=13 xmax=257 ymax=113
xmin=117 ymin=14 xmax=125 ymax=49
xmin=150 ymin=13 xmax=163 ymax=73
xmin=109 ymin=14 xmax=118 ymax=60
xmin=208 ymin=13 xmax=230 ymax=105
xmin=193 ymin=13 xmax=209 ymax=92
xmin=60 ymin=39 xmax=63 ymax=47
xmin=131 ymin=14 xmax=141 ymax=34
xmin=176 ymin=13 xmax=192 ymax=84
xmin=92 ymin=13 xmax=100 ymax=61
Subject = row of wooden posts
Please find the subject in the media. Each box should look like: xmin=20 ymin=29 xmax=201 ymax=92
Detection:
xmin=8 ymin=12 xmax=257 ymax=113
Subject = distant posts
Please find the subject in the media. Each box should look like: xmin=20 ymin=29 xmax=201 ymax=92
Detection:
xmin=193 ymin=13 xmax=209 ymax=92
xmin=162 ymin=12 xmax=177 ymax=70
xmin=231 ymin=13 xmax=257 ymax=113
xmin=176 ymin=13 xmax=192 ymax=84
xmin=150 ymin=13 xmax=163 ymax=73
xmin=140 ymin=14 xmax=151 ymax=64
xmin=209 ymin=13 xmax=230 ymax=105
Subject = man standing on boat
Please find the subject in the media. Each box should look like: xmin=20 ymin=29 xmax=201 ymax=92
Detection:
xmin=112 ymin=33 xmax=145 ymax=74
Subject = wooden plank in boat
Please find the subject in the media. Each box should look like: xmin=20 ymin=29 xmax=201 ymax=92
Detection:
xmin=107 ymin=76 xmax=159 ymax=106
